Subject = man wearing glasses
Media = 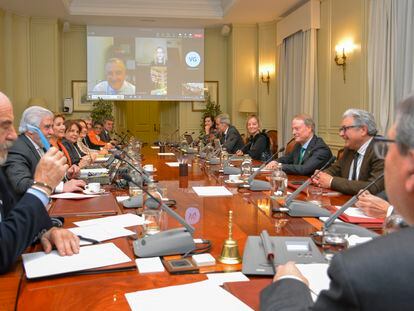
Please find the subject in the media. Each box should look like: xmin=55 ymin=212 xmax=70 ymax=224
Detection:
xmin=312 ymin=109 xmax=384 ymax=195
xmin=261 ymin=95 xmax=414 ymax=310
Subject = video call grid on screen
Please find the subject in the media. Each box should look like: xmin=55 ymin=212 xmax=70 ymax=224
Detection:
xmin=87 ymin=25 xmax=205 ymax=101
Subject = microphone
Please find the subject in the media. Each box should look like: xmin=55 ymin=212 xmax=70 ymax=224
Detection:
xmin=282 ymin=156 xmax=337 ymax=217
xmin=118 ymin=132 xmax=129 ymax=145
xmin=285 ymin=156 xmax=336 ymax=206
xmin=260 ymin=230 xmax=277 ymax=274
xmin=244 ymin=147 xmax=285 ymax=191
xmin=114 ymin=153 xmax=151 ymax=183
xmin=122 ymin=174 xmax=196 ymax=257
xmin=324 ymin=174 xmax=384 ymax=229
xmin=169 ymin=128 xmax=179 ymax=143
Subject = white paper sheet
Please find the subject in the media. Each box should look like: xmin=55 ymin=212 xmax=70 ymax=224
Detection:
xmin=125 ymin=280 xmax=252 ymax=311
xmin=165 ymin=162 xmax=192 ymax=167
xmin=206 ymin=271 xmax=249 ymax=286
xmin=334 ymin=206 xmax=377 ymax=219
xmin=296 ymin=264 xmax=330 ymax=301
xmin=158 ymin=152 xmax=176 ymax=156
xmin=80 ymin=168 xmax=109 ymax=178
xmin=50 ymin=193 xmax=101 ymax=199
xmin=22 ymin=243 xmax=131 ymax=279
xmin=135 ymin=257 xmax=165 ymax=273
xmin=192 ymin=186 xmax=233 ymax=197
xmin=346 ymin=235 xmax=373 ymax=247
xmin=116 ymin=195 xmax=130 ymax=203
xmin=68 ymin=224 xmax=135 ymax=245
xmin=74 ymin=213 xmax=145 ymax=227
xmin=94 ymin=156 xmax=110 ymax=163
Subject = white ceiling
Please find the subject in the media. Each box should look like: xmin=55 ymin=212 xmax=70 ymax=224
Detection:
xmin=0 ymin=0 xmax=307 ymax=28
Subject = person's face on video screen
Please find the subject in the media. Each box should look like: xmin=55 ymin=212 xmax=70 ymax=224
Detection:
xmin=156 ymin=47 xmax=165 ymax=63
xmin=105 ymin=61 xmax=126 ymax=91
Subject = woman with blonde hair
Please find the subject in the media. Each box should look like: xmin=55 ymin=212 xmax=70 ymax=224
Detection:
xmin=235 ymin=115 xmax=271 ymax=161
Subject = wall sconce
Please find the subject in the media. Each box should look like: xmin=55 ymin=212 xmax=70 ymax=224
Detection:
xmin=260 ymin=71 xmax=270 ymax=94
xmin=334 ymin=40 xmax=356 ymax=83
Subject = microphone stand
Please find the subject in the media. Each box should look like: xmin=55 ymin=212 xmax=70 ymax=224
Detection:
xmin=243 ymin=147 xmax=285 ymax=191
xmin=123 ymin=174 xmax=196 ymax=257
xmin=285 ymin=156 xmax=336 ymax=206
xmin=321 ymin=173 xmax=384 ymax=238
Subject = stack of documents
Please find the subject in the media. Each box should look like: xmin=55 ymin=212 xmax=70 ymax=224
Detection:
xmin=22 ymin=243 xmax=131 ymax=279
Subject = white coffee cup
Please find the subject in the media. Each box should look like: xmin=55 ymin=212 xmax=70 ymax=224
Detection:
xmin=85 ymin=182 xmax=101 ymax=193
xmin=229 ymin=174 xmax=241 ymax=182
xmin=143 ymin=164 xmax=154 ymax=172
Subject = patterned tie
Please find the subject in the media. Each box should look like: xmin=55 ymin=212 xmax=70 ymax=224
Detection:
xmin=298 ymin=147 xmax=306 ymax=164
xmin=351 ymin=152 xmax=360 ymax=180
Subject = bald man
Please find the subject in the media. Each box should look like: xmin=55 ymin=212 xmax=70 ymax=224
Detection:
xmin=0 ymin=92 xmax=79 ymax=273
xmin=93 ymin=58 xmax=136 ymax=95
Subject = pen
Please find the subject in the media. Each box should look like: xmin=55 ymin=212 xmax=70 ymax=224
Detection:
xmin=77 ymin=235 xmax=100 ymax=244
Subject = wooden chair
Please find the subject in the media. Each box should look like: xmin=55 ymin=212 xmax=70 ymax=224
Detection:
xmin=337 ymin=148 xmax=344 ymax=160
xmin=266 ymin=130 xmax=278 ymax=155
xmin=284 ymin=137 xmax=296 ymax=155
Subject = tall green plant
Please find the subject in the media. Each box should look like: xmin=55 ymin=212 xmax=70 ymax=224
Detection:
xmin=199 ymin=90 xmax=221 ymax=135
xmin=90 ymin=98 xmax=113 ymax=123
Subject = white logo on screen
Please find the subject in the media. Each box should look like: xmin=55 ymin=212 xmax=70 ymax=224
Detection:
xmin=185 ymin=51 xmax=201 ymax=68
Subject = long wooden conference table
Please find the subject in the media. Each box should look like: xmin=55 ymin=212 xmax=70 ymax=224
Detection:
xmin=0 ymin=146 xmax=360 ymax=310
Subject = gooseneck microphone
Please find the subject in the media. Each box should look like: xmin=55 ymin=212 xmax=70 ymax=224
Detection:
xmin=285 ymin=156 xmax=336 ymax=206
xmin=281 ymin=156 xmax=336 ymax=217
xmin=122 ymin=174 xmax=196 ymax=257
xmin=323 ymin=173 xmax=384 ymax=231
xmin=114 ymin=153 xmax=151 ymax=183
xmin=245 ymin=147 xmax=286 ymax=191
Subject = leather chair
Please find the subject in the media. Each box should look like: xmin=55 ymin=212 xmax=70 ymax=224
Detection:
xmin=284 ymin=137 xmax=296 ymax=155
xmin=266 ymin=130 xmax=278 ymax=155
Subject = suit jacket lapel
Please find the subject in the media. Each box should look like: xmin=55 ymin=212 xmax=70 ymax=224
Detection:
xmin=358 ymin=140 xmax=374 ymax=180
xmin=21 ymin=134 xmax=42 ymax=162
xmin=301 ymin=136 xmax=317 ymax=164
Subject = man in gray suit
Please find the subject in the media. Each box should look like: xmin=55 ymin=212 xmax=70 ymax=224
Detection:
xmin=260 ymin=95 xmax=414 ymax=310
xmin=216 ymin=113 xmax=244 ymax=154
xmin=266 ymin=114 xmax=332 ymax=175
xmin=313 ymin=109 xmax=384 ymax=195
xmin=3 ymin=106 xmax=85 ymax=199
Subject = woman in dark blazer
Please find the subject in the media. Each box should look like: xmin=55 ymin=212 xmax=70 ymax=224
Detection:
xmin=236 ymin=115 xmax=271 ymax=161
xmin=61 ymin=120 xmax=91 ymax=168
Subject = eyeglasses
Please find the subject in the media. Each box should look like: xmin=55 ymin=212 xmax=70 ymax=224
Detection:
xmin=338 ymin=125 xmax=359 ymax=133
xmin=373 ymin=136 xmax=396 ymax=159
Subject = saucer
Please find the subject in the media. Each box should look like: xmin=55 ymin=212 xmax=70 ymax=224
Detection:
xmin=224 ymin=179 xmax=244 ymax=184
xmin=83 ymin=189 xmax=105 ymax=195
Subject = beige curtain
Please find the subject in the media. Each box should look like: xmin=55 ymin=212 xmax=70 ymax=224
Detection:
xmin=277 ymin=28 xmax=318 ymax=147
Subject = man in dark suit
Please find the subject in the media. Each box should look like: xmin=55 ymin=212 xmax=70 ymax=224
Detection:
xmin=3 ymin=106 xmax=85 ymax=199
xmin=0 ymin=92 xmax=80 ymax=274
xmin=99 ymin=117 xmax=114 ymax=143
xmin=313 ymin=109 xmax=384 ymax=195
xmin=260 ymin=95 xmax=414 ymax=310
xmin=266 ymin=114 xmax=332 ymax=175
xmin=216 ymin=113 xmax=244 ymax=154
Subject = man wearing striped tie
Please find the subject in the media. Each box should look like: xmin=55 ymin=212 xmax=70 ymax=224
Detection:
xmin=313 ymin=109 xmax=384 ymax=195
xmin=266 ymin=114 xmax=332 ymax=176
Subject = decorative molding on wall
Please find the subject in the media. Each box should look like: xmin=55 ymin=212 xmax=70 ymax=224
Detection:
xmin=67 ymin=0 xmax=225 ymax=19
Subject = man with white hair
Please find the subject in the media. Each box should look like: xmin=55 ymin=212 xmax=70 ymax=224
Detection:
xmin=3 ymin=106 xmax=85 ymax=200
xmin=313 ymin=109 xmax=384 ymax=195
xmin=260 ymin=95 xmax=414 ymax=310
xmin=0 ymin=92 xmax=79 ymax=273
xmin=216 ymin=113 xmax=244 ymax=154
